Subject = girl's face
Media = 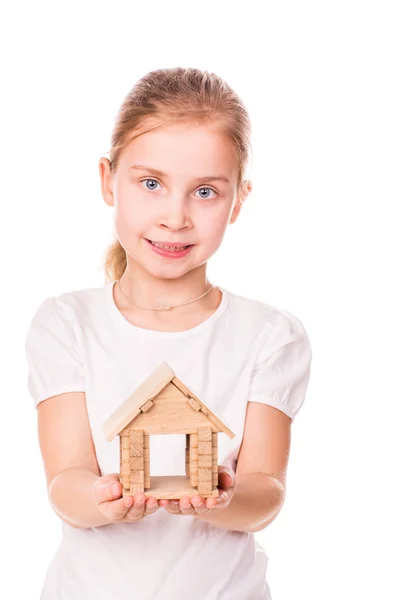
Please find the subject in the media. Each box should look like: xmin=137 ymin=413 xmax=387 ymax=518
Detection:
xmin=100 ymin=122 xmax=249 ymax=280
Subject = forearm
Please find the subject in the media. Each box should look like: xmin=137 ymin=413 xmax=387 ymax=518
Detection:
xmin=48 ymin=467 xmax=110 ymax=529
xmin=197 ymin=472 xmax=285 ymax=533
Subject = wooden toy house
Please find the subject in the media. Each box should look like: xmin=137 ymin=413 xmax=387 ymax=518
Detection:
xmin=102 ymin=362 xmax=235 ymax=499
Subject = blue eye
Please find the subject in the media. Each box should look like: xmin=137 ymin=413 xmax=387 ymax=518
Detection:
xmin=140 ymin=178 xmax=217 ymax=199
xmin=141 ymin=178 xmax=160 ymax=191
xmin=195 ymin=187 xmax=217 ymax=199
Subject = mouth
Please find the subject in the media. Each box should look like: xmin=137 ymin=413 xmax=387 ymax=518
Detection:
xmin=146 ymin=239 xmax=193 ymax=251
xmin=145 ymin=238 xmax=194 ymax=258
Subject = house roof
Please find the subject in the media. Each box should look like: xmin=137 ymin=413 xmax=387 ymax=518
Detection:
xmin=102 ymin=361 xmax=236 ymax=442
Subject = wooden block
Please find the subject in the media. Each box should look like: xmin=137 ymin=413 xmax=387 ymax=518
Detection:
xmin=190 ymin=434 xmax=198 ymax=448
xmin=171 ymin=377 xmax=192 ymax=398
xmin=143 ymin=433 xmax=150 ymax=449
xmin=130 ymin=470 xmax=144 ymax=484
xmin=121 ymin=435 xmax=130 ymax=449
xmin=189 ymin=446 xmax=198 ymax=460
xmin=130 ymin=483 xmax=144 ymax=494
xmin=129 ymin=444 xmax=143 ymax=457
xmin=198 ymin=481 xmax=212 ymax=495
xmin=198 ymin=441 xmax=212 ymax=455
xmin=124 ymin=475 xmax=218 ymax=499
xmin=185 ymin=447 xmax=190 ymax=476
xmin=198 ymin=454 xmax=212 ymax=468
xmin=188 ymin=397 xmax=201 ymax=411
xmin=130 ymin=429 xmax=144 ymax=459
xmin=140 ymin=399 xmax=154 ymax=413
xmin=121 ymin=470 xmax=130 ymax=487
xmin=121 ymin=448 xmax=130 ymax=462
xmin=212 ymin=432 xmax=218 ymax=447
xmin=130 ymin=456 xmax=144 ymax=470
xmin=198 ymin=467 xmax=212 ymax=482
xmin=130 ymin=429 xmax=144 ymax=444
xmin=197 ymin=427 xmax=212 ymax=442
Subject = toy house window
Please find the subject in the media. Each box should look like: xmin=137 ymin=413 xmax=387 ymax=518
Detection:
xmin=149 ymin=433 xmax=187 ymax=477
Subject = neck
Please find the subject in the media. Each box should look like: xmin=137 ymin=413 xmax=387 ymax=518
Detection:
xmin=119 ymin=264 xmax=212 ymax=308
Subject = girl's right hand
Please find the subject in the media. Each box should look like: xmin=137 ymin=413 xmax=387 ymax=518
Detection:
xmin=93 ymin=473 xmax=161 ymax=523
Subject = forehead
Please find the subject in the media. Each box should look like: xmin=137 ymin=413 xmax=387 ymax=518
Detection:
xmin=120 ymin=123 xmax=238 ymax=180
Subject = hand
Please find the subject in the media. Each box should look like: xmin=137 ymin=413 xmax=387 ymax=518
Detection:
xmin=93 ymin=473 xmax=161 ymax=523
xmin=162 ymin=465 xmax=236 ymax=516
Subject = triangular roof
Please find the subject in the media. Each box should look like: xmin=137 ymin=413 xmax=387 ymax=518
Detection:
xmin=102 ymin=361 xmax=235 ymax=442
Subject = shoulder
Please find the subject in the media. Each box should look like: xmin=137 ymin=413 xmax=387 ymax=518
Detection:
xmin=26 ymin=282 xmax=110 ymax=350
xmin=30 ymin=282 xmax=108 ymax=323
xmin=224 ymin=287 xmax=312 ymax=355
xmin=224 ymin=287 xmax=307 ymax=335
xmin=223 ymin=286 xmax=278 ymax=327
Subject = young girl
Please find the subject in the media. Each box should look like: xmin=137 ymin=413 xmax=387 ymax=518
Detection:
xmin=25 ymin=67 xmax=312 ymax=600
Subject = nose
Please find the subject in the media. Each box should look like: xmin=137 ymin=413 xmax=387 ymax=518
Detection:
xmin=160 ymin=195 xmax=190 ymax=231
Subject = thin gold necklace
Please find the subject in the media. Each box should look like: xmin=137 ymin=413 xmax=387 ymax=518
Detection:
xmin=117 ymin=279 xmax=216 ymax=311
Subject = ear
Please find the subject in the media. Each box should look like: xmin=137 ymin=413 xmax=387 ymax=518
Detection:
xmin=99 ymin=157 xmax=115 ymax=208
xmin=229 ymin=180 xmax=253 ymax=224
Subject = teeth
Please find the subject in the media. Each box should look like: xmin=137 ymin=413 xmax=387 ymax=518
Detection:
xmin=151 ymin=241 xmax=188 ymax=250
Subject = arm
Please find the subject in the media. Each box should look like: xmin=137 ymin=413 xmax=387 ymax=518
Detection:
xmin=195 ymin=470 xmax=285 ymax=533
xmin=196 ymin=402 xmax=291 ymax=533
xmin=49 ymin=467 xmax=111 ymax=529
xmin=37 ymin=391 xmax=110 ymax=529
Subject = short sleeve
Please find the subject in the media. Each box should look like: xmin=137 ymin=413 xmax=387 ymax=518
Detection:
xmin=248 ymin=309 xmax=312 ymax=422
xmin=25 ymin=296 xmax=86 ymax=408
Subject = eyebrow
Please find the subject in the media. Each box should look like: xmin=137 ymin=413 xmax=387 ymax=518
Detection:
xmin=129 ymin=164 xmax=231 ymax=184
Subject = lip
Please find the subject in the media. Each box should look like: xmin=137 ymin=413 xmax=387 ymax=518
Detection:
xmin=145 ymin=238 xmax=194 ymax=258
xmin=147 ymin=239 xmax=192 ymax=246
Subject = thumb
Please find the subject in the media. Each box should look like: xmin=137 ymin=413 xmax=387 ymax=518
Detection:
xmin=93 ymin=474 xmax=122 ymax=504
xmin=218 ymin=466 xmax=235 ymax=488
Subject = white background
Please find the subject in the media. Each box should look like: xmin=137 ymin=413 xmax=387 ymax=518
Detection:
xmin=1 ymin=1 xmax=399 ymax=598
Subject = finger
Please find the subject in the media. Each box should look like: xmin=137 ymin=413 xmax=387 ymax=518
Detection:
xmin=179 ymin=496 xmax=195 ymax=515
xmin=215 ymin=489 xmax=233 ymax=509
xmin=93 ymin=477 xmax=123 ymax=505
xmin=218 ymin=469 xmax=235 ymax=489
xmin=164 ymin=500 xmax=181 ymax=514
xmin=204 ymin=496 xmax=218 ymax=509
xmin=124 ymin=492 xmax=148 ymax=521
xmin=143 ymin=496 xmax=160 ymax=516
xmin=102 ymin=494 xmax=135 ymax=522
xmin=191 ymin=495 xmax=215 ymax=514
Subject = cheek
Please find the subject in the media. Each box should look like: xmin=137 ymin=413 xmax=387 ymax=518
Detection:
xmin=197 ymin=208 xmax=231 ymax=241
xmin=114 ymin=195 xmax=151 ymax=235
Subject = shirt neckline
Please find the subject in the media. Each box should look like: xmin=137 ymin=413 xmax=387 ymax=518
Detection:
xmin=105 ymin=279 xmax=229 ymax=339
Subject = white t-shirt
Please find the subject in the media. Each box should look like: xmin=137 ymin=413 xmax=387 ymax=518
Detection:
xmin=25 ymin=280 xmax=312 ymax=600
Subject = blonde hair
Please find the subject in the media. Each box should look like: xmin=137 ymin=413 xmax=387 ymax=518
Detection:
xmin=101 ymin=67 xmax=252 ymax=283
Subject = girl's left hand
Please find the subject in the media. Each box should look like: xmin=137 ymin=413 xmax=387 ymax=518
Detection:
xmin=160 ymin=465 xmax=236 ymax=516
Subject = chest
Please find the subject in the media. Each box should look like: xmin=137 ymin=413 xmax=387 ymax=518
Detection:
xmin=79 ymin=326 xmax=257 ymax=477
